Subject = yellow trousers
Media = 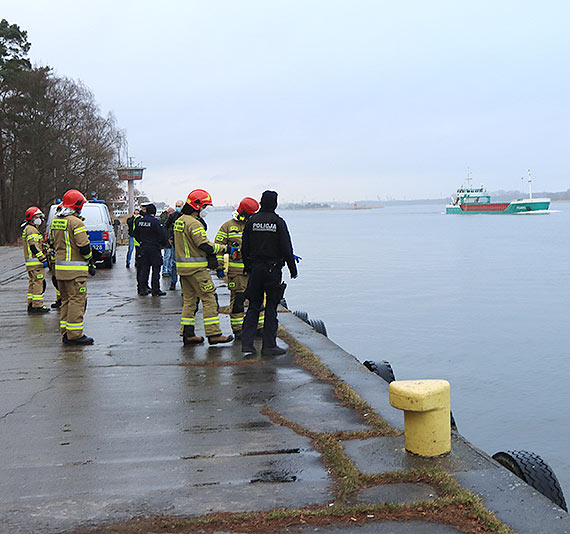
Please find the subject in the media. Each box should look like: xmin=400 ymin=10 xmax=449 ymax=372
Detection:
xmin=180 ymin=270 xmax=221 ymax=337
xmin=59 ymin=278 xmax=87 ymax=340
xmin=27 ymin=267 xmax=45 ymax=308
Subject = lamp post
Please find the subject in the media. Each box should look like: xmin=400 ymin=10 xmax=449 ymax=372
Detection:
xmin=117 ymin=160 xmax=145 ymax=215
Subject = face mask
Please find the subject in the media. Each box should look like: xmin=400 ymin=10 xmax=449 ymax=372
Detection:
xmin=175 ymin=207 xmax=182 ymax=213
xmin=33 ymin=217 xmax=43 ymax=226
xmin=200 ymin=206 xmax=211 ymax=217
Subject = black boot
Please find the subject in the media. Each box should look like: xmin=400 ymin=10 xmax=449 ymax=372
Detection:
xmin=51 ymin=299 xmax=62 ymax=309
xmin=261 ymin=346 xmax=287 ymax=356
xmin=208 ymin=334 xmax=234 ymax=345
xmin=182 ymin=325 xmax=204 ymax=345
xmin=64 ymin=335 xmax=94 ymax=345
xmin=28 ymin=306 xmax=50 ymax=314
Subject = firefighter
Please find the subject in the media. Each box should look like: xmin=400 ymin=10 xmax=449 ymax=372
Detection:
xmin=215 ymin=197 xmax=262 ymax=339
xmin=241 ymin=190 xmax=298 ymax=356
xmin=173 ymin=189 xmax=235 ymax=346
xmin=22 ymin=206 xmax=50 ymax=313
xmin=50 ymin=189 xmax=95 ymax=345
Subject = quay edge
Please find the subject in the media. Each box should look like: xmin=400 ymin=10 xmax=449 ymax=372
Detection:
xmin=279 ymin=311 xmax=570 ymax=534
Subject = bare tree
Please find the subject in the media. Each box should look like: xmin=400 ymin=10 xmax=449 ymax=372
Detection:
xmin=0 ymin=18 xmax=124 ymax=244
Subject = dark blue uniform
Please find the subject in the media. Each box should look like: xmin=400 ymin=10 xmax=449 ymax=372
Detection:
xmin=241 ymin=191 xmax=297 ymax=352
xmin=133 ymin=212 xmax=167 ymax=295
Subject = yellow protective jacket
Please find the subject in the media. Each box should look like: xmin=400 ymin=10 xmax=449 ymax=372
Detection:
xmin=50 ymin=214 xmax=92 ymax=280
xmin=22 ymin=224 xmax=47 ymax=270
xmin=215 ymin=218 xmax=245 ymax=274
xmin=173 ymin=212 xmax=225 ymax=276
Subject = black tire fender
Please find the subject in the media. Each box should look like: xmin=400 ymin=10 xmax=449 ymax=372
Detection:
xmin=492 ymin=450 xmax=567 ymax=511
xmin=293 ymin=310 xmax=309 ymax=324
xmin=363 ymin=360 xmax=396 ymax=383
xmin=308 ymin=318 xmax=327 ymax=337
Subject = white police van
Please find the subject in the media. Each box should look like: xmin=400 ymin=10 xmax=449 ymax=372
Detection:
xmin=46 ymin=199 xmax=118 ymax=268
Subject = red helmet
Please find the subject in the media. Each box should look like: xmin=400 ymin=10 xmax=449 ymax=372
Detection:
xmin=186 ymin=189 xmax=213 ymax=210
xmin=62 ymin=189 xmax=87 ymax=211
xmin=24 ymin=206 xmax=44 ymax=223
xmin=237 ymin=197 xmax=259 ymax=219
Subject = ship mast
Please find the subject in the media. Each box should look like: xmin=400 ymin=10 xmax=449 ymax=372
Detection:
xmin=465 ymin=167 xmax=472 ymax=190
xmin=527 ymin=169 xmax=533 ymax=200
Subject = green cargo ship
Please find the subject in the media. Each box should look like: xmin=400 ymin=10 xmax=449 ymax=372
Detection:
xmin=446 ymin=171 xmax=550 ymax=214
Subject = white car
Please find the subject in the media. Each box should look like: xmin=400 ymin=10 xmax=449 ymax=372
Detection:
xmin=46 ymin=200 xmax=118 ymax=268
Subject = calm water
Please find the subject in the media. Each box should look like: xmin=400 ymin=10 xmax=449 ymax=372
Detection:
xmin=207 ymin=203 xmax=570 ymax=495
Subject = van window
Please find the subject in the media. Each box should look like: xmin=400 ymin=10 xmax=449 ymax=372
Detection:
xmin=82 ymin=205 xmax=106 ymax=225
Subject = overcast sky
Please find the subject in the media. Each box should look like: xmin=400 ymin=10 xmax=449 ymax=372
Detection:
xmin=4 ymin=1 xmax=570 ymax=206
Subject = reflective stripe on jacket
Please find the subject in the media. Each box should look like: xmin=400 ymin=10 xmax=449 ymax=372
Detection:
xmin=22 ymin=224 xmax=46 ymax=270
xmin=215 ymin=218 xmax=245 ymax=273
xmin=173 ymin=213 xmax=225 ymax=275
xmin=51 ymin=214 xmax=91 ymax=280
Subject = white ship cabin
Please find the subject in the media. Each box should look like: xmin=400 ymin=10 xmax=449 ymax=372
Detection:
xmin=453 ymin=185 xmax=491 ymax=205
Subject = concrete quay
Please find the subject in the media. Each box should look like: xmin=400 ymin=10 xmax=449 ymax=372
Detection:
xmin=0 ymin=245 xmax=568 ymax=533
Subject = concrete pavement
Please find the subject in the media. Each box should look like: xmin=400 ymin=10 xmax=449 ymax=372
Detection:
xmin=0 ymin=246 xmax=568 ymax=533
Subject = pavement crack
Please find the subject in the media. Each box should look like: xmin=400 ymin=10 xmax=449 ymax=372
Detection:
xmin=95 ymin=293 xmax=136 ymax=316
xmin=181 ymin=449 xmax=301 ymax=460
xmin=0 ymin=370 xmax=68 ymax=421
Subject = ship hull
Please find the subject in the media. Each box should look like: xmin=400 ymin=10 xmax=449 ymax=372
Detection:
xmin=446 ymin=198 xmax=550 ymax=214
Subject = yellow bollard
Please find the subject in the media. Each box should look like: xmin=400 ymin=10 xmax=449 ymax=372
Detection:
xmin=389 ymin=379 xmax=451 ymax=457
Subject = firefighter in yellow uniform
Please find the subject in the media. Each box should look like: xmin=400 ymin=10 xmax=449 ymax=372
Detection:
xmin=50 ymin=189 xmax=95 ymax=345
xmin=174 ymin=189 xmax=234 ymax=346
xmin=22 ymin=206 xmax=50 ymax=313
xmin=215 ymin=197 xmax=263 ymax=338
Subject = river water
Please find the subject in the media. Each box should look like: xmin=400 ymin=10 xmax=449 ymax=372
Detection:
xmin=207 ymin=203 xmax=570 ymax=496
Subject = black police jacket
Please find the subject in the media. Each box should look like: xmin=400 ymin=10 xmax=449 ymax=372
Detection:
xmin=242 ymin=209 xmax=297 ymax=277
xmin=133 ymin=215 xmax=167 ymax=249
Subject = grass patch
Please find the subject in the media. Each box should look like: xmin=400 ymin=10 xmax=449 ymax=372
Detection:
xmin=277 ymin=326 xmax=398 ymax=437
xmin=70 ymin=318 xmax=514 ymax=534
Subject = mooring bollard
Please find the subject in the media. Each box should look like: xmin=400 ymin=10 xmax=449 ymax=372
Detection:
xmin=389 ymin=379 xmax=451 ymax=457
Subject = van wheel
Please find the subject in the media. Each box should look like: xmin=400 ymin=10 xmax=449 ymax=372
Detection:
xmin=103 ymin=256 xmax=113 ymax=268
xmin=112 ymin=253 xmax=116 ymax=264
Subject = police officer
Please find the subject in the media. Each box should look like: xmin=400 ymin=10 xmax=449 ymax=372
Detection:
xmin=133 ymin=203 xmax=167 ymax=296
xmin=241 ymin=190 xmax=298 ymax=356
xmin=22 ymin=206 xmax=50 ymax=313
xmin=173 ymin=189 xmax=234 ymax=345
xmin=51 ymin=189 xmax=94 ymax=345
xmin=215 ymin=197 xmax=261 ymax=339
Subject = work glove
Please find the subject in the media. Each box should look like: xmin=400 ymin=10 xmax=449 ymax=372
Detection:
xmin=207 ymin=255 xmax=218 ymax=270
xmin=228 ymin=246 xmax=239 ymax=260
xmin=293 ymin=254 xmax=302 ymax=263
xmin=216 ymin=269 xmax=225 ymax=279
xmin=88 ymin=259 xmax=96 ymax=276
xmin=42 ymin=261 xmax=48 ymax=268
